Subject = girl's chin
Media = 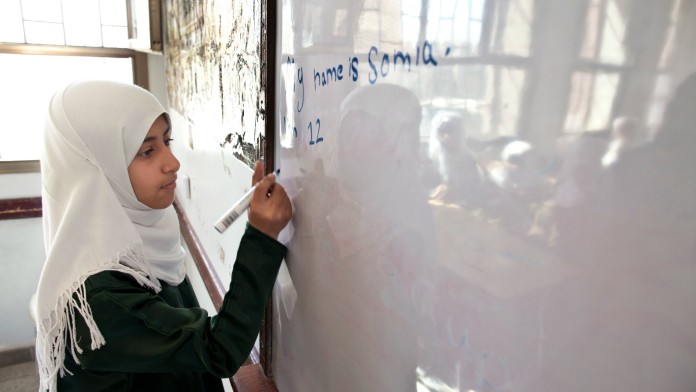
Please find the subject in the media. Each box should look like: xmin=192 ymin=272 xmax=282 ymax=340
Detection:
xmin=142 ymin=195 xmax=175 ymax=210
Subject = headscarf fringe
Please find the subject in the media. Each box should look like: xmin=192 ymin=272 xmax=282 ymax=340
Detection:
xmin=36 ymin=244 xmax=161 ymax=392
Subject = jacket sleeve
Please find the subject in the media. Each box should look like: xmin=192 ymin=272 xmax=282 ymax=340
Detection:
xmin=73 ymin=224 xmax=285 ymax=377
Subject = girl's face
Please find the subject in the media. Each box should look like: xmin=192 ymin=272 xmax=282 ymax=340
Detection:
xmin=128 ymin=115 xmax=180 ymax=209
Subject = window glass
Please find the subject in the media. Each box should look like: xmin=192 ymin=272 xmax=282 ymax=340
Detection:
xmin=63 ymin=0 xmax=102 ymax=47
xmin=0 ymin=1 xmax=25 ymax=43
xmin=102 ymin=26 xmax=129 ymax=48
xmin=402 ymin=0 xmax=422 ymax=15
xmin=489 ymin=0 xmax=534 ymax=56
xmin=20 ymin=0 xmax=63 ymax=23
xmin=23 ymin=22 xmax=65 ymax=45
xmin=429 ymin=0 xmax=485 ymax=56
xmin=580 ymin=0 xmax=629 ymax=65
xmin=3 ymin=0 xmax=128 ymax=48
xmin=564 ymin=71 xmax=620 ymax=132
xmin=0 ymin=54 xmax=133 ymax=161
xmin=99 ymin=0 xmax=128 ymax=27
xmin=356 ymin=10 xmax=380 ymax=52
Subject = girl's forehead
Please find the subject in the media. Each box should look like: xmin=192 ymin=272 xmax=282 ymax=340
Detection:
xmin=145 ymin=115 xmax=170 ymax=136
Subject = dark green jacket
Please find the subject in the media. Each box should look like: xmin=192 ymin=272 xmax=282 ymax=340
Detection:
xmin=57 ymin=225 xmax=285 ymax=391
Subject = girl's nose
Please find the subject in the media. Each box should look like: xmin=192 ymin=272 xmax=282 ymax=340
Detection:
xmin=164 ymin=148 xmax=180 ymax=173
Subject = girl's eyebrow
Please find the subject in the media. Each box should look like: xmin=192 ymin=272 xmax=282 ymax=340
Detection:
xmin=141 ymin=126 xmax=171 ymax=143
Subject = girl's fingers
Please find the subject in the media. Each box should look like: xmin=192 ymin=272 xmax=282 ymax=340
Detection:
xmin=252 ymin=161 xmax=264 ymax=186
xmin=267 ymin=182 xmax=289 ymax=205
xmin=253 ymin=172 xmax=277 ymax=200
xmin=249 ymin=178 xmax=292 ymax=239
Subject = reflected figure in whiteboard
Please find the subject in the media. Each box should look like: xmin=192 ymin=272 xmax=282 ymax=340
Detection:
xmin=604 ymin=73 xmax=696 ymax=267
xmin=601 ymin=116 xmax=645 ymax=168
xmin=324 ymin=83 xmax=436 ymax=392
xmin=428 ymin=111 xmax=484 ymax=205
xmin=536 ymin=73 xmax=696 ymax=391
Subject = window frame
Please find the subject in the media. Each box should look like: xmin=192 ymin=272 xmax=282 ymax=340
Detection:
xmin=0 ymin=42 xmax=149 ymax=169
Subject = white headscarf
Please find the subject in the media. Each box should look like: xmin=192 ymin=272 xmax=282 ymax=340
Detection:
xmin=35 ymin=80 xmax=186 ymax=392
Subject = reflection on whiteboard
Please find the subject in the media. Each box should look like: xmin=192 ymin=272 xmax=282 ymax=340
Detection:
xmin=273 ymin=0 xmax=696 ymax=391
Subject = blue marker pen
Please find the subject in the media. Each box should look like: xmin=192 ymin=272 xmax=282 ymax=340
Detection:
xmin=214 ymin=168 xmax=280 ymax=233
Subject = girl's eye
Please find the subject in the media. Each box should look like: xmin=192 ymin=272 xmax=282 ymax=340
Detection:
xmin=165 ymin=138 xmax=174 ymax=147
xmin=139 ymin=147 xmax=155 ymax=157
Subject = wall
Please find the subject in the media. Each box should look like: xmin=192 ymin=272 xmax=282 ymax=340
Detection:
xmin=162 ymin=0 xmax=267 ymax=284
xmin=0 ymin=50 xmax=223 ymax=351
xmin=0 ymin=49 xmax=237 ymax=389
xmin=0 ymin=172 xmax=43 ymax=349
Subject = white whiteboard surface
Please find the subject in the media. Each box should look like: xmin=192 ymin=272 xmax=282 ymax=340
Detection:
xmin=272 ymin=1 xmax=696 ymax=391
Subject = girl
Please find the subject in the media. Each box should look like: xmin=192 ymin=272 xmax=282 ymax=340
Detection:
xmin=34 ymin=80 xmax=292 ymax=392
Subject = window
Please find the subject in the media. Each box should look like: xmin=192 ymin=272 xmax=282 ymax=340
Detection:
xmin=0 ymin=52 xmax=134 ymax=161
xmin=646 ymin=0 xmax=685 ymax=136
xmin=0 ymin=0 xmax=129 ymax=48
xmin=564 ymin=70 xmax=620 ymax=132
xmin=0 ymin=0 xmax=145 ymax=162
xmin=345 ymin=0 xmax=533 ymax=138
xmin=426 ymin=0 xmax=486 ymax=56
xmin=579 ymin=0 xmax=628 ymax=65
xmin=564 ymin=0 xmax=631 ymax=132
xmin=422 ymin=0 xmax=532 ymax=137
xmin=489 ymin=0 xmax=534 ymax=57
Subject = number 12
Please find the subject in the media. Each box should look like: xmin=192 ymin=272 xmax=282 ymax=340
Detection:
xmin=308 ymin=119 xmax=323 ymax=145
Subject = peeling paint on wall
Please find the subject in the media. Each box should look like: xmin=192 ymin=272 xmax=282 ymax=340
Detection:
xmin=165 ymin=0 xmax=264 ymax=169
xmin=219 ymin=131 xmax=263 ymax=167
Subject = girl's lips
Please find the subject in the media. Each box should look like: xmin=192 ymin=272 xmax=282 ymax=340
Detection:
xmin=162 ymin=180 xmax=177 ymax=190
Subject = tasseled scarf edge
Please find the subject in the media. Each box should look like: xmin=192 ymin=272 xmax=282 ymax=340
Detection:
xmin=36 ymin=244 xmax=161 ymax=392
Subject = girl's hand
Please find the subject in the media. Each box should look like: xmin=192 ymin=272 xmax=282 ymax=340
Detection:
xmin=248 ymin=161 xmax=292 ymax=239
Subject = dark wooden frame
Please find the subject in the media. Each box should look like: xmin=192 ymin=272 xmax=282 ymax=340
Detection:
xmin=173 ymin=201 xmax=226 ymax=308
xmin=0 ymin=197 xmax=42 ymax=220
xmin=0 ymin=161 xmax=42 ymax=220
xmin=259 ymin=0 xmax=278 ymax=379
xmin=126 ymin=0 xmax=163 ymax=52
xmin=0 ymin=160 xmax=41 ymax=174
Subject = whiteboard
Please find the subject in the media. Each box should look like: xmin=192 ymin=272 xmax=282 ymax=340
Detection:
xmin=272 ymin=0 xmax=696 ymax=391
